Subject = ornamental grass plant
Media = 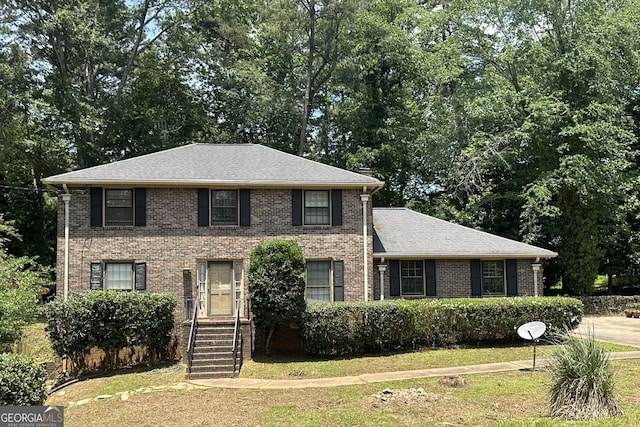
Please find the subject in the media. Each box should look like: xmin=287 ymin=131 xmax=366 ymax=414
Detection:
xmin=548 ymin=328 xmax=622 ymax=421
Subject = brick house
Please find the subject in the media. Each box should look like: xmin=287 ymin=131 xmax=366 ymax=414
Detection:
xmin=43 ymin=143 xmax=556 ymax=377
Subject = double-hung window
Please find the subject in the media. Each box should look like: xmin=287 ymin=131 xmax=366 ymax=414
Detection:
xmin=211 ymin=190 xmax=238 ymax=225
xmin=105 ymin=189 xmax=133 ymax=226
xmin=306 ymin=261 xmax=331 ymax=302
xmin=105 ymin=262 xmax=134 ymax=290
xmin=482 ymin=260 xmax=505 ymax=296
xmin=304 ymin=190 xmax=330 ymax=225
xmin=401 ymin=260 xmax=425 ymax=296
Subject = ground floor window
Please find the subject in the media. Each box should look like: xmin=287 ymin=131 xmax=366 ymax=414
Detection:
xmin=482 ymin=260 xmax=505 ymax=296
xmin=306 ymin=261 xmax=331 ymax=303
xmin=401 ymin=260 xmax=424 ymax=296
xmin=105 ymin=262 xmax=134 ymax=290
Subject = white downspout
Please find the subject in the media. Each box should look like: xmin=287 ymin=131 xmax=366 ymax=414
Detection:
xmin=361 ymin=193 xmax=370 ymax=302
xmin=62 ymin=187 xmax=72 ymax=301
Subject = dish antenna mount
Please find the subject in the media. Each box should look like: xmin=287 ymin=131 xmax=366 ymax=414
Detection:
xmin=517 ymin=321 xmax=546 ymax=370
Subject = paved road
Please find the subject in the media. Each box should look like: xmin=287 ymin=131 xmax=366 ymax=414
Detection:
xmin=575 ymin=315 xmax=640 ymax=348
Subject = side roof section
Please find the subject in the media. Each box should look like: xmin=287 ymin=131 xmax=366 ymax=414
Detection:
xmin=373 ymin=207 xmax=557 ymax=259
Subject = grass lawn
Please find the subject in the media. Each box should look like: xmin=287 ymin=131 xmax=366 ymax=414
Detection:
xmin=16 ymin=321 xmax=639 ymax=426
xmin=46 ymin=358 xmax=640 ymax=427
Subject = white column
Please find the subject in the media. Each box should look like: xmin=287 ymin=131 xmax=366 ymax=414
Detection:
xmin=378 ymin=264 xmax=387 ymax=300
xmin=62 ymin=192 xmax=72 ymax=301
xmin=532 ymin=262 xmax=542 ymax=297
xmin=361 ymin=194 xmax=370 ymax=302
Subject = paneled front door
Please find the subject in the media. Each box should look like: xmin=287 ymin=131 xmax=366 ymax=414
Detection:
xmin=208 ymin=262 xmax=234 ymax=316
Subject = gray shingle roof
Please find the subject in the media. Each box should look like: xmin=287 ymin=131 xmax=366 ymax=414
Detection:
xmin=43 ymin=143 xmax=384 ymax=188
xmin=373 ymin=207 xmax=557 ymax=258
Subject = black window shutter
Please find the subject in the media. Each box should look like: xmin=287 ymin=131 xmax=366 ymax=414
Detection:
xmin=331 ymin=189 xmax=342 ymax=226
xmin=240 ymin=189 xmax=251 ymax=227
xmin=506 ymin=259 xmax=518 ymax=296
xmin=389 ymin=260 xmax=400 ymax=297
xmin=471 ymin=259 xmax=482 ymax=296
xmin=90 ymin=262 xmax=103 ymax=290
xmin=333 ymin=260 xmax=344 ymax=301
xmin=197 ymin=188 xmax=209 ymax=227
xmin=135 ymin=263 xmax=147 ymax=291
xmin=292 ymin=189 xmax=303 ymax=226
xmin=425 ymin=259 xmax=437 ymax=296
xmin=134 ymin=188 xmax=146 ymax=226
xmin=90 ymin=187 xmax=103 ymax=227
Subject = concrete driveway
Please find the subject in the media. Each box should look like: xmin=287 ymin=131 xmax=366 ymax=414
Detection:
xmin=574 ymin=315 xmax=640 ymax=348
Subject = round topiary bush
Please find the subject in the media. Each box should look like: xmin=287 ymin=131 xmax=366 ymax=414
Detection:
xmin=0 ymin=353 xmax=48 ymax=405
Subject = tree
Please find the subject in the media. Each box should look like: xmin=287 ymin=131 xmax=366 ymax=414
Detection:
xmin=0 ymin=216 xmax=48 ymax=348
xmin=248 ymin=240 xmax=306 ymax=355
xmin=437 ymin=0 xmax=640 ymax=294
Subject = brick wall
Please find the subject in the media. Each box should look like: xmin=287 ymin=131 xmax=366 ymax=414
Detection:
xmin=373 ymin=258 xmax=542 ymax=299
xmin=56 ymin=187 xmax=374 ymax=318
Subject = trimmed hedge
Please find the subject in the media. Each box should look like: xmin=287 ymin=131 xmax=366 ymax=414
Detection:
xmin=302 ymin=297 xmax=583 ymax=356
xmin=578 ymin=295 xmax=640 ymax=315
xmin=0 ymin=354 xmax=48 ymax=405
xmin=45 ymin=291 xmax=177 ymax=374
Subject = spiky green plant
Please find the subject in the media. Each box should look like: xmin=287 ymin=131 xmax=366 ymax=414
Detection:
xmin=548 ymin=329 xmax=622 ymax=420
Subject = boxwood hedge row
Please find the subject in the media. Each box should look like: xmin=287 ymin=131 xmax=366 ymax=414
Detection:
xmin=45 ymin=291 xmax=177 ymax=374
xmin=0 ymin=354 xmax=48 ymax=405
xmin=301 ymin=297 xmax=583 ymax=356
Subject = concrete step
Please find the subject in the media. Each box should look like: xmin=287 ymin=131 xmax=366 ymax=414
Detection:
xmin=188 ymin=370 xmax=238 ymax=380
xmin=191 ymin=358 xmax=235 ymax=367
xmin=194 ymin=339 xmax=234 ymax=347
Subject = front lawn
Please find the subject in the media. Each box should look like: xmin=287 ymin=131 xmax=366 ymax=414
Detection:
xmin=45 ymin=359 xmax=640 ymax=426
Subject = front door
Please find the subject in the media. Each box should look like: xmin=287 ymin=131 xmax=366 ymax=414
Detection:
xmin=208 ymin=262 xmax=234 ymax=316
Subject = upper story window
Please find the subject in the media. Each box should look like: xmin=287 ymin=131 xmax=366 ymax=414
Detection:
xmin=401 ymin=260 xmax=424 ymax=296
xmin=211 ymin=190 xmax=238 ymax=225
xmin=105 ymin=189 xmax=133 ymax=226
xmin=91 ymin=187 xmax=145 ymax=227
xmin=304 ymin=190 xmax=330 ymax=225
xmin=482 ymin=260 xmax=505 ymax=296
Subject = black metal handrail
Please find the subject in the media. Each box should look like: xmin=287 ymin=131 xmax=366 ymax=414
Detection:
xmin=231 ymin=298 xmax=242 ymax=377
xmin=186 ymin=303 xmax=198 ymax=380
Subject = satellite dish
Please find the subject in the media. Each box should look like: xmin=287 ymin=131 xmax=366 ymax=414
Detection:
xmin=517 ymin=321 xmax=546 ymax=371
xmin=517 ymin=321 xmax=546 ymax=341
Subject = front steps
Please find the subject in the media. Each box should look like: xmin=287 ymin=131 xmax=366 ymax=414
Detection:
xmin=188 ymin=321 xmax=242 ymax=379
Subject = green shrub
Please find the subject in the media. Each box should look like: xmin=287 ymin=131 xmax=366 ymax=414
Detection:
xmin=45 ymin=291 xmax=177 ymax=374
xmin=549 ymin=330 xmax=622 ymax=420
xmin=302 ymin=297 xmax=583 ymax=356
xmin=0 ymin=353 xmax=48 ymax=405
xmin=248 ymin=239 xmax=306 ymax=355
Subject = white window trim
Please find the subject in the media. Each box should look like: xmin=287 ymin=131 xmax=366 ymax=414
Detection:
xmin=400 ymin=259 xmax=426 ymax=297
xmin=104 ymin=188 xmax=134 ymax=227
xmin=303 ymin=190 xmax=331 ymax=226
xmin=305 ymin=260 xmax=333 ymax=303
xmin=210 ymin=189 xmax=239 ymax=226
xmin=104 ymin=261 xmax=135 ymax=291
xmin=481 ymin=260 xmax=506 ymax=296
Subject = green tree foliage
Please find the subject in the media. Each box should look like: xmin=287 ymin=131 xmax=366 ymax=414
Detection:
xmin=436 ymin=0 xmax=640 ymax=294
xmin=0 ymin=217 xmax=48 ymax=347
xmin=248 ymin=240 xmax=306 ymax=355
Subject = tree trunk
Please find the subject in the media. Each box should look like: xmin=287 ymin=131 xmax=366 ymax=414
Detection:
xmin=265 ymin=325 xmax=275 ymax=356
